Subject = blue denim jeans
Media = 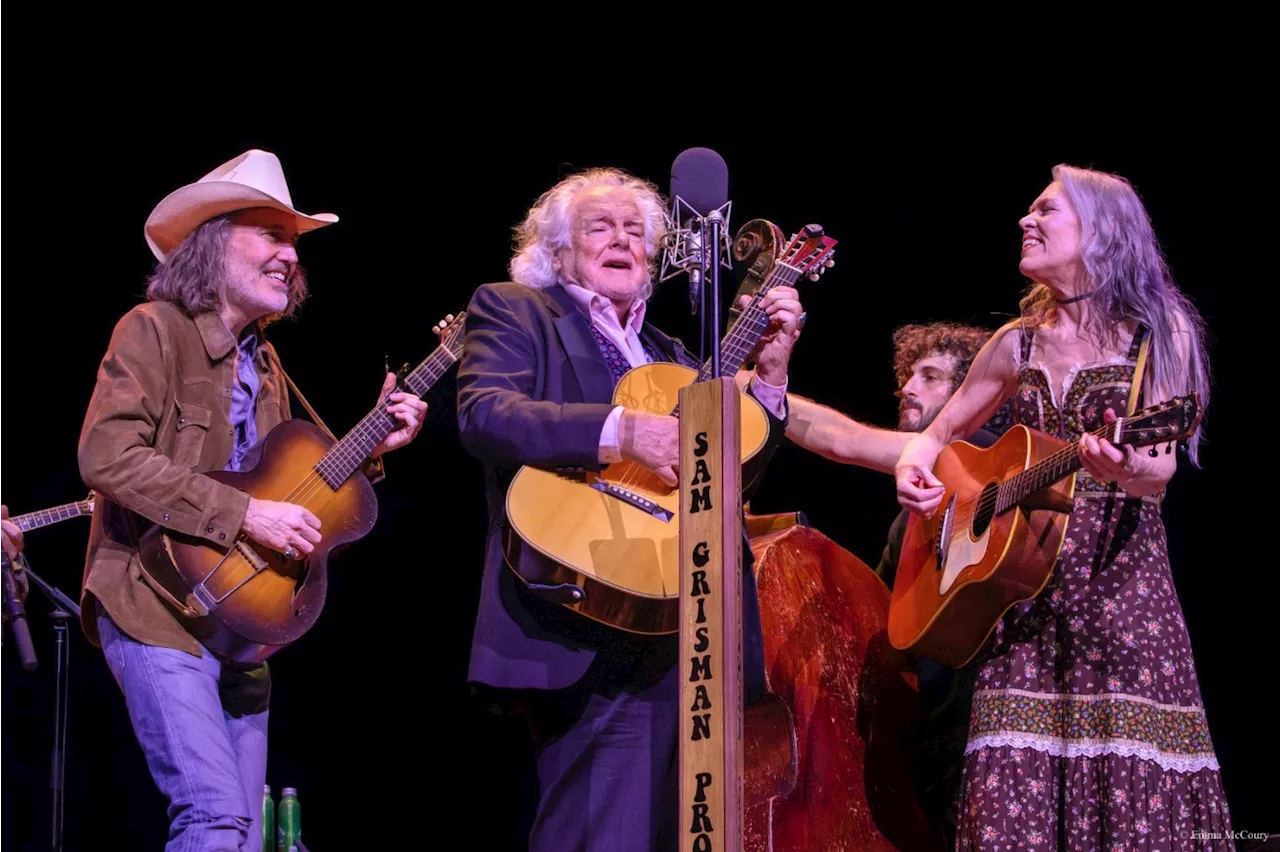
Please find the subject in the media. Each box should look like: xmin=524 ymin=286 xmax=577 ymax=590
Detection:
xmin=98 ymin=614 xmax=269 ymax=851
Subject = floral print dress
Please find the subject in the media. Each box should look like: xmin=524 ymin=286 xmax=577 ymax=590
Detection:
xmin=955 ymin=324 xmax=1234 ymax=851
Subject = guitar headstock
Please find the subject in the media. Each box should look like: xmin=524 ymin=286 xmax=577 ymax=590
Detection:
xmin=1118 ymin=393 xmax=1203 ymax=447
xmin=778 ymin=224 xmax=837 ymax=283
xmin=431 ymin=311 xmax=468 ymax=359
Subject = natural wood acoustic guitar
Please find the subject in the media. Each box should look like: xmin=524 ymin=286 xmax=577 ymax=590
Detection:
xmin=504 ymin=222 xmax=837 ymax=634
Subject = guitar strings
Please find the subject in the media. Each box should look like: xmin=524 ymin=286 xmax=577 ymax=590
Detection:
xmin=949 ymin=421 xmax=1125 ymax=520
xmin=213 ymin=348 xmax=459 ymax=588
xmin=943 ymin=420 xmax=1157 ymax=526
xmin=608 ymin=263 xmax=802 ymax=494
xmin=14 ymin=500 xmax=93 ymax=531
xmin=282 ymin=348 xmax=456 ymax=508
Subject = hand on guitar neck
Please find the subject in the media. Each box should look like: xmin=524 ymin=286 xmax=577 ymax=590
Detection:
xmin=619 ymin=411 xmax=680 ymax=487
xmin=242 ymin=499 xmax=322 ymax=559
xmin=1078 ymin=407 xmax=1177 ymax=497
xmin=240 ymin=365 xmax=430 ymax=559
xmin=738 ymin=286 xmax=806 ymax=387
xmin=369 ymin=370 xmax=431 ymax=459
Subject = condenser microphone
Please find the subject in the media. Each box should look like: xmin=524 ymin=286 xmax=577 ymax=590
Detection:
xmin=660 ymin=147 xmax=733 ymax=315
xmin=671 ymin=147 xmax=729 ymax=224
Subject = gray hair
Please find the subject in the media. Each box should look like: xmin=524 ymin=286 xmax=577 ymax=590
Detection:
xmin=509 ymin=168 xmax=668 ymax=301
xmin=1020 ymin=164 xmax=1211 ymax=464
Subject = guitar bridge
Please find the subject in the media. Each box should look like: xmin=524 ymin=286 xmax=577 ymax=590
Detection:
xmin=234 ymin=540 xmax=268 ymax=571
xmin=590 ymin=481 xmax=675 ymax=522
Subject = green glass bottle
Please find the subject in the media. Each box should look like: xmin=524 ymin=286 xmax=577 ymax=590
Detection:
xmin=261 ymin=785 xmax=275 ymax=852
xmin=276 ymin=786 xmax=300 ymax=852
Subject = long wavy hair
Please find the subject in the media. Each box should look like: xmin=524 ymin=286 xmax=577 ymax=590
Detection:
xmin=1019 ymin=164 xmax=1211 ymax=464
xmin=145 ymin=215 xmax=309 ymax=326
xmin=508 ymin=168 xmax=668 ymax=301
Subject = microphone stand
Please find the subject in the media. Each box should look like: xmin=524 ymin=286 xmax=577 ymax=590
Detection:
xmin=20 ymin=557 xmax=80 ymax=852
xmin=705 ymin=209 xmax=724 ymax=377
xmin=696 ymin=243 xmax=707 ymax=369
xmin=697 ymin=218 xmax=708 ymax=369
xmin=661 ymin=194 xmax=730 ymax=370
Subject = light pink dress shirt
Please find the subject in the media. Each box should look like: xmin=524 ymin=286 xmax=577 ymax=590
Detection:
xmin=560 ymin=283 xmax=788 ymax=464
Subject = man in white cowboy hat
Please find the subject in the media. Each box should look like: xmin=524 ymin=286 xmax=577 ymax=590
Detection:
xmin=76 ymin=149 xmax=427 ymax=850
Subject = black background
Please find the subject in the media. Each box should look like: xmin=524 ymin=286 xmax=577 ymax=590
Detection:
xmin=3 ymin=62 xmax=1272 ymax=850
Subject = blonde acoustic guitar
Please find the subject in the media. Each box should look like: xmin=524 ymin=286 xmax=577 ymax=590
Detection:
xmin=504 ymin=222 xmax=837 ymax=634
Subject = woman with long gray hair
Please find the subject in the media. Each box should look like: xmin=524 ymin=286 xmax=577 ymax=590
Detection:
xmin=896 ymin=164 xmax=1229 ymax=849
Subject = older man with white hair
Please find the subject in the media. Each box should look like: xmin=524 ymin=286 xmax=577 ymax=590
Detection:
xmin=457 ymin=166 xmax=805 ymax=852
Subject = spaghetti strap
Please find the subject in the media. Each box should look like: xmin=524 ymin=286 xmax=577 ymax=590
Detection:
xmin=1018 ymin=316 xmax=1035 ymax=366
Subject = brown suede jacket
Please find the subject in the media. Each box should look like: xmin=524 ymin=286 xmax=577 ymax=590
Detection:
xmin=77 ymin=301 xmax=295 ymax=656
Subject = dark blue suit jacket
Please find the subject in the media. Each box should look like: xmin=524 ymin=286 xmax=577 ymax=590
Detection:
xmin=457 ymin=281 xmax=785 ymax=695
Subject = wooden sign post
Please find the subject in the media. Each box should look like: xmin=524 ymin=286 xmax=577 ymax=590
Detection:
xmin=678 ymin=376 xmax=743 ymax=852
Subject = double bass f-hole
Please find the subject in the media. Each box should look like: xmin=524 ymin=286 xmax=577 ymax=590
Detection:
xmin=728 ymin=219 xmax=786 ymax=326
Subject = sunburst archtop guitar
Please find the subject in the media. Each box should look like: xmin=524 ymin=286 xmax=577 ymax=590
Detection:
xmin=136 ymin=313 xmax=467 ymax=663
xmin=503 ymin=222 xmax=837 ymax=635
xmin=889 ymin=393 xmax=1203 ymax=668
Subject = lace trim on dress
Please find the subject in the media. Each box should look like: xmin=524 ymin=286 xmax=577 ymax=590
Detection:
xmin=1015 ymin=329 xmax=1137 ymax=411
xmin=965 ymin=732 xmax=1222 ymax=774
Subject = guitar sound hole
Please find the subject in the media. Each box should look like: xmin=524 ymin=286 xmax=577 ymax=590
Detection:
xmin=972 ymin=483 xmax=999 ymax=538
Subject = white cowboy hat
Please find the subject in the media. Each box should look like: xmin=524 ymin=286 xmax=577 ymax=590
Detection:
xmin=144 ymin=149 xmax=339 ymax=261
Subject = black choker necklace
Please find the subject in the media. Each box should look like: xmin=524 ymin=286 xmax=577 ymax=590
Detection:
xmin=1058 ymin=290 xmax=1097 ymax=304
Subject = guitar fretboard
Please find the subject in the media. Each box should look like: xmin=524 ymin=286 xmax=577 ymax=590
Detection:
xmin=698 ymin=262 xmax=803 ymax=382
xmin=314 ymin=345 xmax=460 ymax=489
xmin=995 ymin=420 xmax=1153 ymax=513
xmin=13 ymin=501 xmax=92 ymax=532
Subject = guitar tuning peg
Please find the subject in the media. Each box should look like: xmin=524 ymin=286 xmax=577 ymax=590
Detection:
xmin=824 ymin=259 xmax=835 ymax=268
xmin=1148 ymin=446 xmax=1159 ymax=457
xmin=1165 ymin=443 xmax=1173 ymax=454
xmin=809 ymin=272 xmax=820 ymax=281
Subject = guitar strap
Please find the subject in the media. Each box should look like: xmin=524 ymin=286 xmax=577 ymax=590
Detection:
xmin=1127 ymin=325 xmax=1152 ymax=417
xmin=281 ymin=367 xmax=339 ymax=443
